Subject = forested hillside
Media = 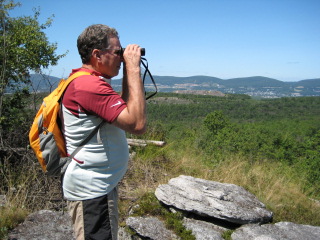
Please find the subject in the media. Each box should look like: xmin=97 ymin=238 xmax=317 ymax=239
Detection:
xmin=143 ymin=93 xmax=320 ymax=197
xmin=116 ymin=93 xmax=320 ymax=235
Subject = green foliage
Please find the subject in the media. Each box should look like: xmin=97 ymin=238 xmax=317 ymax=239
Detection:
xmin=198 ymin=114 xmax=320 ymax=195
xmin=147 ymin=94 xmax=320 ymax=124
xmin=132 ymin=192 xmax=164 ymax=216
xmin=0 ymin=1 xmax=67 ymax=148
xmin=1 ymin=89 xmax=30 ymax=127
xmin=204 ymin=110 xmax=230 ymax=135
xmin=147 ymin=95 xmax=320 ymax=198
xmin=0 ymin=88 xmax=34 ymax=147
xmin=295 ymin=130 xmax=320 ymax=195
xmin=222 ymin=230 xmax=234 ymax=240
xmin=0 ymin=1 xmax=66 ymax=89
xmin=164 ymin=214 xmax=195 ymax=240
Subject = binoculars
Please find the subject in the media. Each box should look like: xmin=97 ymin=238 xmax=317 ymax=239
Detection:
xmin=119 ymin=47 xmax=145 ymax=56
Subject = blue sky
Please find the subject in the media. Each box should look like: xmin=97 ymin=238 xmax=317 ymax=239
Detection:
xmin=10 ymin=0 xmax=320 ymax=81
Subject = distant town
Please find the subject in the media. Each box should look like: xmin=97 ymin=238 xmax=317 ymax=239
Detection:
xmin=129 ymin=75 xmax=320 ymax=98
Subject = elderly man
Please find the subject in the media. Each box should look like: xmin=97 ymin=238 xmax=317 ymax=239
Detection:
xmin=61 ymin=24 xmax=146 ymax=240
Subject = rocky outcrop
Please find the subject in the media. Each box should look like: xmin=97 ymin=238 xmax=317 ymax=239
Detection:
xmin=128 ymin=175 xmax=320 ymax=240
xmin=155 ymin=175 xmax=273 ymax=225
xmin=8 ymin=175 xmax=320 ymax=239
xmin=8 ymin=210 xmax=74 ymax=240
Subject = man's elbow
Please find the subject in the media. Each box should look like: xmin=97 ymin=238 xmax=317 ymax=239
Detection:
xmin=131 ymin=122 xmax=147 ymax=135
xmin=114 ymin=110 xmax=147 ymax=135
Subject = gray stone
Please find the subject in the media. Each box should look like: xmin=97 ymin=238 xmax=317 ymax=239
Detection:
xmin=183 ymin=217 xmax=228 ymax=240
xmin=8 ymin=210 xmax=74 ymax=240
xmin=126 ymin=216 xmax=179 ymax=240
xmin=155 ymin=175 xmax=273 ymax=225
xmin=118 ymin=226 xmax=134 ymax=240
xmin=231 ymin=222 xmax=320 ymax=240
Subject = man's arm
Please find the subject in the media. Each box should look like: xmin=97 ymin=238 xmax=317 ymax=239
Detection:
xmin=112 ymin=44 xmax=146 ymax=135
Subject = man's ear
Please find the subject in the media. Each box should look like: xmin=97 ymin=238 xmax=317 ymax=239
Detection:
xmin=92 ymin=49 xmax=100 ymax=60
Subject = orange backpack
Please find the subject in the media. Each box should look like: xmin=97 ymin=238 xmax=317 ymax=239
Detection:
xmin=29 ymin=71 xmax=92 ymax=176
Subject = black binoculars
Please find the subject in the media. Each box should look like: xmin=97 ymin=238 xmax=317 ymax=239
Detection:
xmin=119 ymin=47 xmax=145 ymax=56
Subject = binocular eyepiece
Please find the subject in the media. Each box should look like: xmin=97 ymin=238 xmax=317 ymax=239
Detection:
xmin=120 ymin=47 xmax=145 ymax=56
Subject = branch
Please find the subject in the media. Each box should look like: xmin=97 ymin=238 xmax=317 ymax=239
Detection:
xmin=127 ymin=138 xmax=166 ymax=147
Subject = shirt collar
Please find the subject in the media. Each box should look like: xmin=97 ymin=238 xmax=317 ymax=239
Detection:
xmin=71 ymin=68 xmax=112 ymax=84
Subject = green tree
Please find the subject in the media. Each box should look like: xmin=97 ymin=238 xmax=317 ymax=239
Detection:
xmin=203 ymin=110 xmax=230 ymax=135
xmin=0 ymin=0 xmax=66 ymax=146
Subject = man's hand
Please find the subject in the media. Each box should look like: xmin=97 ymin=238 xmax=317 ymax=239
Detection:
xmin=112 ymin=44 xmax=147 ymax=135
xmin=123 ymin=44 xmax=141 ymax=71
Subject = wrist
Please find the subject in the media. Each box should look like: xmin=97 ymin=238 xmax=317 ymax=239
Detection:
xmin=126 ymin=65 xmax=140 ymax=72
xmin=126 ymin=67 xmax=141 ymax=77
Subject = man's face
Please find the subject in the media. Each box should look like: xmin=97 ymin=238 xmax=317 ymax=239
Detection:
xmin=98 ymin=37 xmax=122 ymax=78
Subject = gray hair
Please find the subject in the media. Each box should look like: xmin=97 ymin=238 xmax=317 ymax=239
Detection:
xmin=77 ymin=24 xmax=119 ymax=64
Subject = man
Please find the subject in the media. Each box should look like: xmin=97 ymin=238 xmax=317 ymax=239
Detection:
xmin=61 ymin=24 xmax=146 ymax=240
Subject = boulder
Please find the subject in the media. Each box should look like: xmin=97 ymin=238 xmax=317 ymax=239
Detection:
xmin=8 ymin=210 xmax=74 ymax=240
xmin=183 ymin=217 xmax=228 ymax=240
xmin=155 ymin=175 xmax=273 ymax=225
xmin=126 ymin=216 xmax=179 ymax=240
xmin=231 ymin=221 xmax=320 ymax=240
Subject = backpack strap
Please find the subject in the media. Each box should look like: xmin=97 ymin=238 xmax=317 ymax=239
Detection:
xmin=61 ymin=71 xmax=91 ymax=93
xmin=58 ymin=71 xmax=91 ymax=106
xmin=69 ymin=120 xmax=105 ymax=159
xmin=60 ymin=71 xmax=105 ymax=159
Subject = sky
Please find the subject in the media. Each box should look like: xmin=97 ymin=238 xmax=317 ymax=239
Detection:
xmin=10 ymin=0 xmax=320 ymax=82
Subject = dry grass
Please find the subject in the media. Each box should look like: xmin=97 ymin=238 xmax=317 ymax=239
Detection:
xmin=0 ymin=150 xmax=65 ymax=238
xmin=0 ymin=206 xmax=29 ymax=239
xmin=119 ymin=146 xmax=320 ymax=226
xmin=190 ymin=154 xmax=320 ymax=225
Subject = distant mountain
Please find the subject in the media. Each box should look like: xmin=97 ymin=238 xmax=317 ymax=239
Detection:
xmin=28 ymin=74 xmax=320 ymax=98
xmin=29 ymin=74 xmax=61 ymax=93
xmin=221 ymin=76 xmax=285 ymax=88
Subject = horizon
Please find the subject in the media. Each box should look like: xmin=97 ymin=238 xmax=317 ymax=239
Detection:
xmin=32 ymin=72 xmax=320 ymax=83
xmin=11 ymin=0 xmax=320 ymax=82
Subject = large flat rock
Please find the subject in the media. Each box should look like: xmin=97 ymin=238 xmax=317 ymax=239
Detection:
xmin=155 ymin=175 xmax=273 ymax=225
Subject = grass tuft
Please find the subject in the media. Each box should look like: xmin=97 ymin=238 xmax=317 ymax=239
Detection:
xmin=0 ymin=206 xmax=29 ymax=239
